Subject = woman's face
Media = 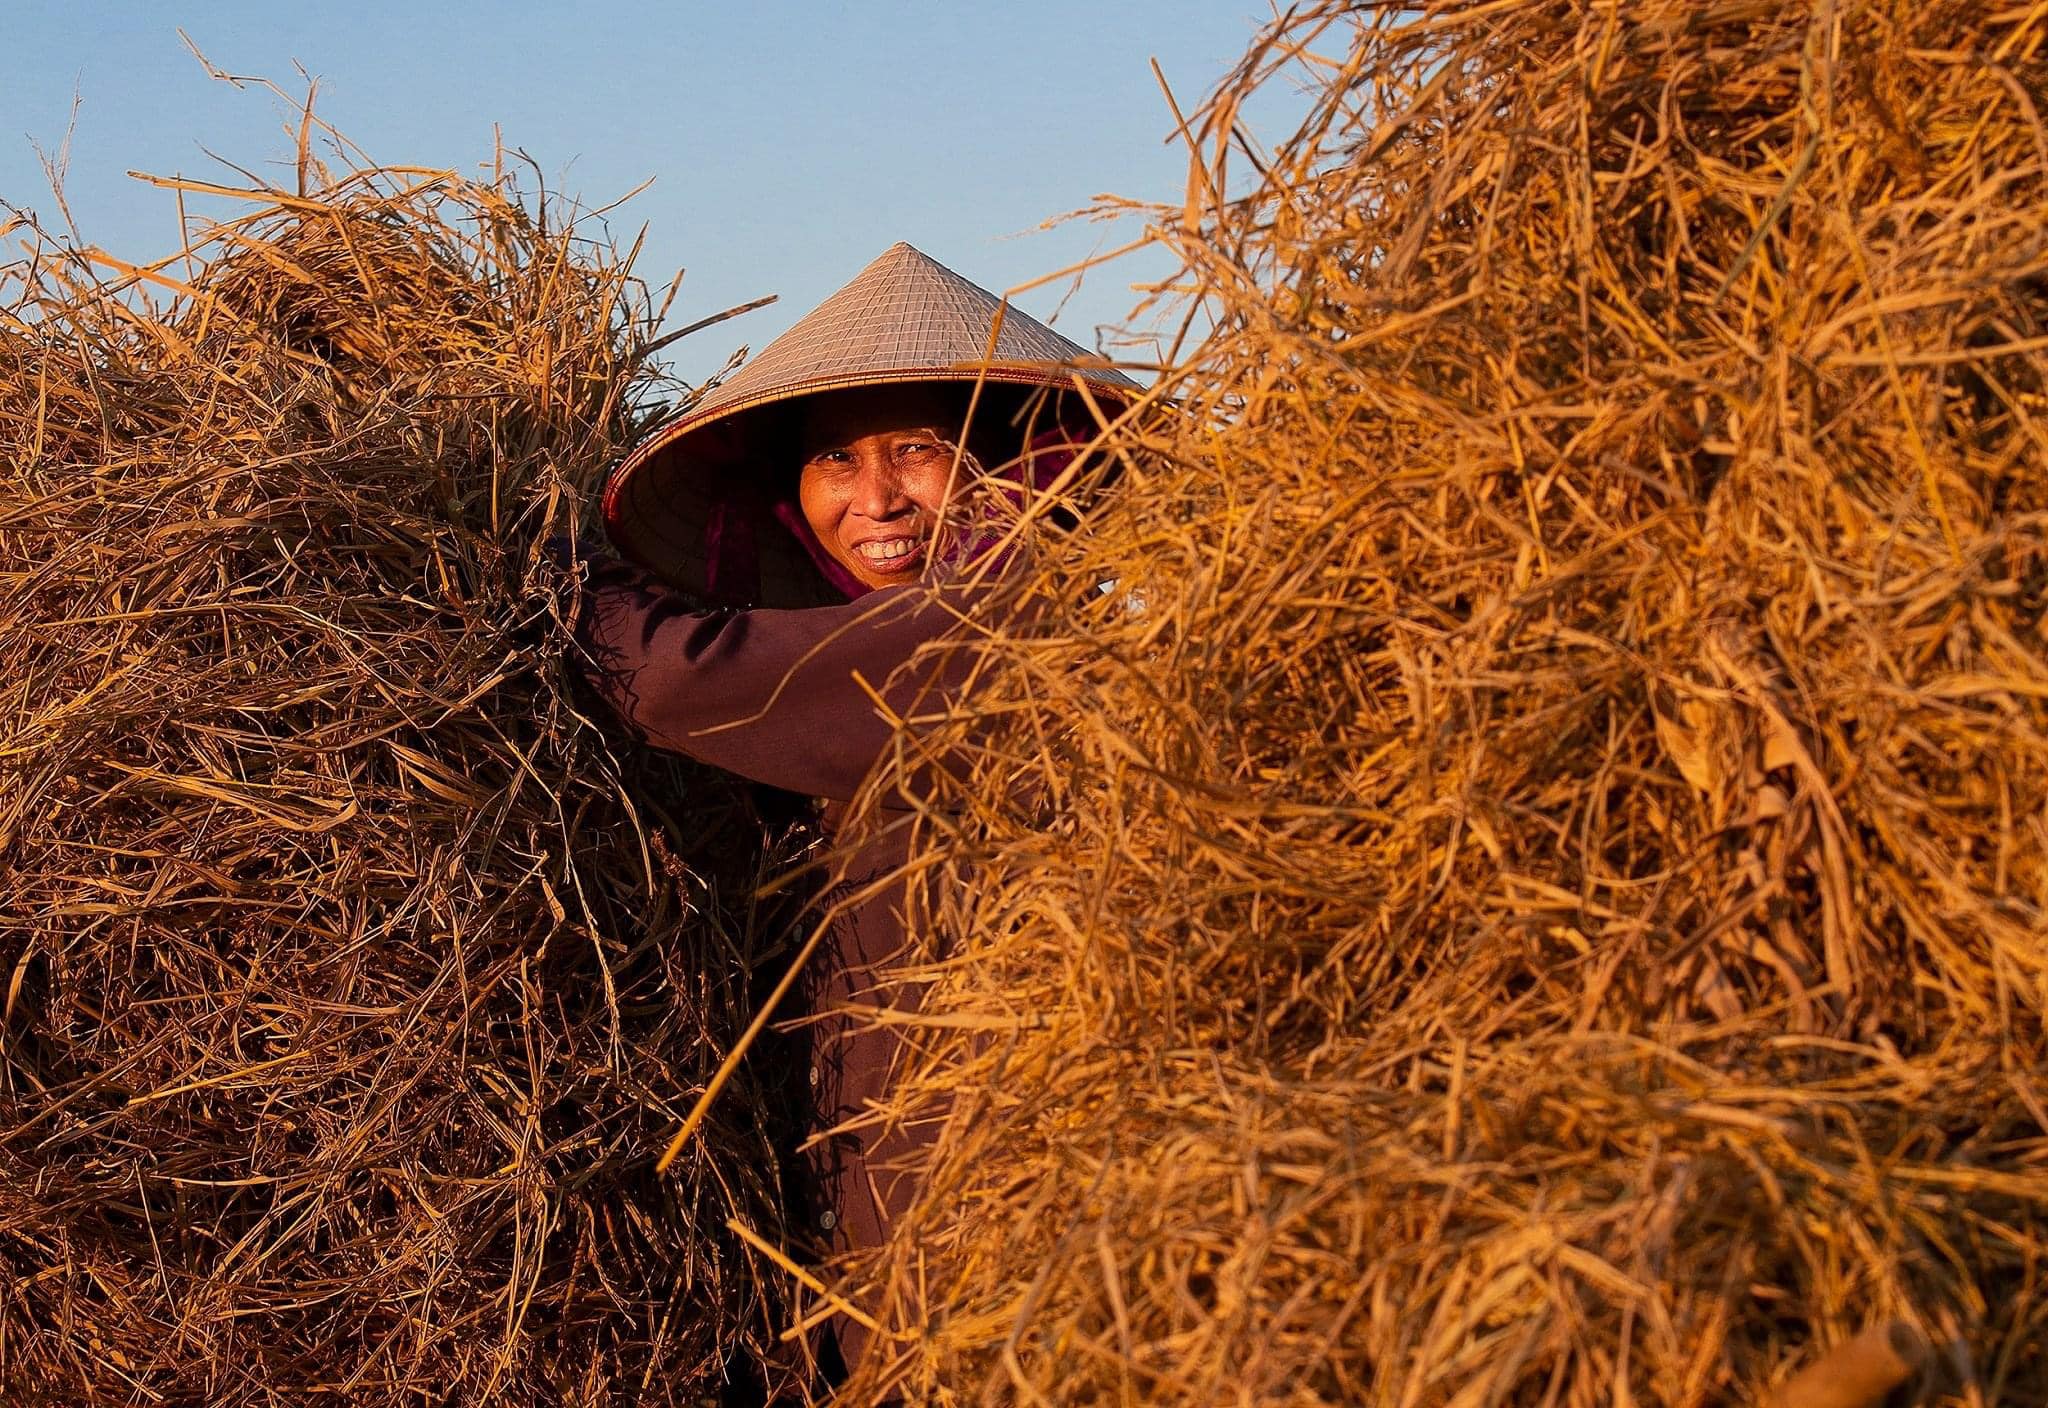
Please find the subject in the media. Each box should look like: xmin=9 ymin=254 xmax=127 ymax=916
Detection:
xmin=797 ymin=387 xmax=967 ymax=591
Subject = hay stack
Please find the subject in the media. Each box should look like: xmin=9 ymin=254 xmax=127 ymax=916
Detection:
xmin=1 ymin=158 xmax=813 ymax=1403
xmin=840 ymin=2 xmax=2048 ymax=1403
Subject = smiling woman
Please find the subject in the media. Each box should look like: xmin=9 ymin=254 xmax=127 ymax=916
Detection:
xmin=795 ymin=385 xmax=968 ymax=590
xmin=573 ymin=239 xmax=1139 ymax=1385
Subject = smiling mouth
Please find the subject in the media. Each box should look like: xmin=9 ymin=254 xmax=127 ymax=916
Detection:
xmin=853 ymin=536 xmax=925 ymax=572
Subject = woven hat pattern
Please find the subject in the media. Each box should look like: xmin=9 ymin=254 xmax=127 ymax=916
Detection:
xmin=688 ymin=242 xmax=1134 ymax=420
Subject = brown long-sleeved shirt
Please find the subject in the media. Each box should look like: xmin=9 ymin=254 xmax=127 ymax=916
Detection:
xmin=576 ymin=566 xmax=967 ymax=800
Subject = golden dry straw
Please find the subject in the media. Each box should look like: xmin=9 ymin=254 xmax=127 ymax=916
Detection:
xmin=1765 ymin=1321 xmax=1930 ymax=1408
xmin=830 ymin=1 xmax=2048 ymax=1403
xmin=1 ymin=137 xmax=822 ymax=1403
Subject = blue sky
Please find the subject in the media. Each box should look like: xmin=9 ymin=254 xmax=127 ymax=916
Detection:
xmin=4 ymin=2 xmax=1288 ymax=386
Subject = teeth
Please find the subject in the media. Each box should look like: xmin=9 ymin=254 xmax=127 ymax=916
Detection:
xmin=857 ymin=538 xmax=921 ymax=566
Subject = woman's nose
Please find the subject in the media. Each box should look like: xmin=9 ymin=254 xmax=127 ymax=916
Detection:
xmin=848 ymin=453 xmax=911 ymax=520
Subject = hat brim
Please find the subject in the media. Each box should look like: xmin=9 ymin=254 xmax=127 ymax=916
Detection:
xmin=601 ymin=363 xmax=1133 ymax=605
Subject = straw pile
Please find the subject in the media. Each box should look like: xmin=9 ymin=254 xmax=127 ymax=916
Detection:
xmin=839 ymin=2 xmax=2048 ymax=1403
xmin=1 ymin=155 xmax=815 ymax=1402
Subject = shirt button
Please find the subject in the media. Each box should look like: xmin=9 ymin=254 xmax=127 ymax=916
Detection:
xmin=819 ymin=1210 xmax=837 ymax=1232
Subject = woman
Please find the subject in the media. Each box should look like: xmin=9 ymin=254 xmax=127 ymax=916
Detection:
xmin=575 ymin=241 xmax=1136 ymax=1381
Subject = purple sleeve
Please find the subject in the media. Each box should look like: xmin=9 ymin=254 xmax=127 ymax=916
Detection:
xmin=572 ymin=565 xmax=971 ymax=802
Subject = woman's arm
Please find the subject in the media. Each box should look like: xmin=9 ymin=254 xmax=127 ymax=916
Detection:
xmin=572 ymin=562 xmax=971 ymax=802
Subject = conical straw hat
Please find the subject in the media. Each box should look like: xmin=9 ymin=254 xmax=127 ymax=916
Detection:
xmin=602 ymin=242 xmax=1139 ymax=603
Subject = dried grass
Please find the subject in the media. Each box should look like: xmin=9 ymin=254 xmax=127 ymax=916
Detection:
xmin=0 ymin=143 xmax=817 ymax=1403
xmin=840 ymin=2 xmax=2048 ymax=1403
